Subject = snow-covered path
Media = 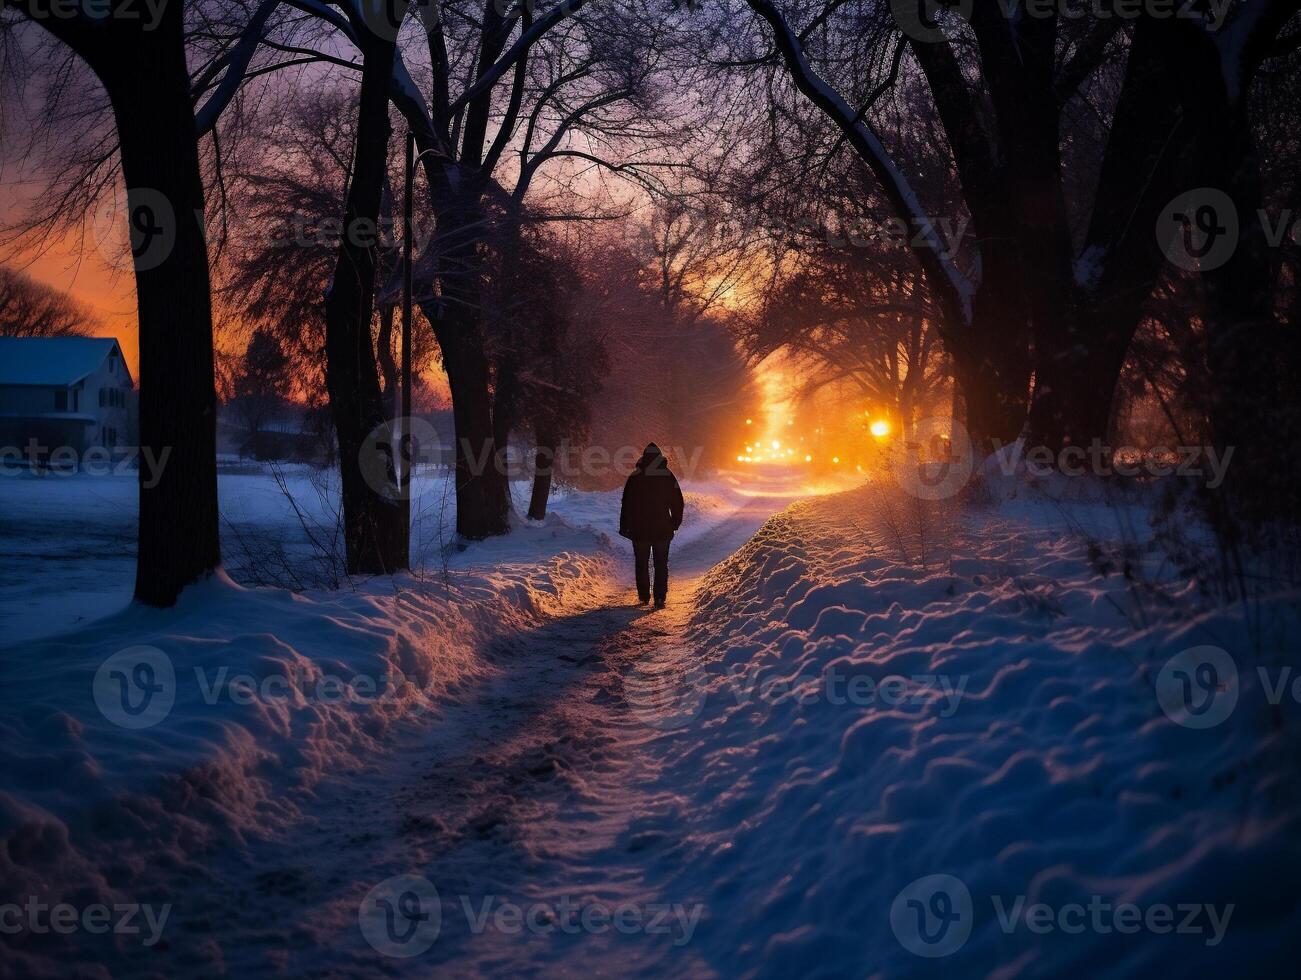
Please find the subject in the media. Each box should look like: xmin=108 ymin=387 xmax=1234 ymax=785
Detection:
xmin=9 ymin=469 xmax=1298 ymax=979
xmin=133 ymin=490 xmax=795 ymax=978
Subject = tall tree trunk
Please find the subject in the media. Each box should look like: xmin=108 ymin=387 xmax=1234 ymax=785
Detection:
xmin=376 ymin=303 xmax=399 ymax=423
xmin=951 ymin=351 xmax=1028 ymax=454
xmin=100 ymin=15 xmax=220 ymax=606
xmin=492 ymin=355 xmax=520 ymax=464
xmin=323 ymin=30 xmax=407 ymax=574
xmin=1026 ymin=312 xmax=1134 ymax=453
xmin=954 ymin=260 xmax=1033 ymax=452
xmin=425 ymin=300 xmax=512 ymax=538
xmin=1023 ymin=15 xmax=1198 ymax=454
xmin=1173 ymin=1 xmax=1301 ymax=518
xmin=527 ymin=427 xmax=557 ymax=521
xmin=1199 ymin=103 xmax=1293 ymax=516
xmin=421 ymin=194 xmax=511 ymax=540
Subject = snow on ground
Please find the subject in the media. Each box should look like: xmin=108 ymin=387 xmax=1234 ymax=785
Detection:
xmin=0 ymin=462 xmax=764 ymax=975
xmin=0 ymin=462 xmax=743 ymax=645
xmin=633 ymin=480 xmax=1301 ymax=977
xmin=2 ymin=459 xmax=1298 ymax=978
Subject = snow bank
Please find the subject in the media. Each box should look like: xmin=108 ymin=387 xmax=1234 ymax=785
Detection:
xmin=631 ymin=484 xmax=1301 ymax=977
xmin=0 ymin=498 xmax=620 ymax=946
xmin=0 ymin=466 xmax=749 ymax=948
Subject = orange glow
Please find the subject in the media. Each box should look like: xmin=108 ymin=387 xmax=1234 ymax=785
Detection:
xmin=870 ymin=419 xmax=890 ymax=438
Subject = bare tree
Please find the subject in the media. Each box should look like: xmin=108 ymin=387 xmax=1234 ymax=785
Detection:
xmin=6 ymin=1 xmax=222 ymax=606
xmin=0 ymin=264 xmax=96 ymax=337
xmin=734 ymin=0 xmax=1300 ymax=455
xmin=749 ymin=252 xmax=947 ymax=437
xmin=202 ymin=0 xmax=674 ymax=540
xmin=396 ymin=0 xmax=680 ymax=538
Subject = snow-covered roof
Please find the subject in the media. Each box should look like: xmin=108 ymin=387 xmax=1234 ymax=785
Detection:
xmin=0 ymin=337 xmax=130 ymax=387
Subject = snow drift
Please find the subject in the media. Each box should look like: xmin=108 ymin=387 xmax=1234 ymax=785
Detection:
xmin=624 ymin=483 xmax=1301 ymax=977
xmin=0 ymin=511 xmax=614 ymax=959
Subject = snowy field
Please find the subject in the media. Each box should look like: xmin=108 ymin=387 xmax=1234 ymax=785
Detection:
xmin=0 ymin=462 xmax=747 ymax=646
xmin=0 ymin=460 xmax=1298 ymax=977
xmin=652 ymin=477 xmax=1301 ymax=977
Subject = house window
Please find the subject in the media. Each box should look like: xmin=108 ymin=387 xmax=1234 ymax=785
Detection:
xmin=72 ymin=389 xmax=79 ymax=412
xmin=54 ymin=390 xmax=67 ymax=411
xmin=99 ymin=389 xmax=106 ymax=407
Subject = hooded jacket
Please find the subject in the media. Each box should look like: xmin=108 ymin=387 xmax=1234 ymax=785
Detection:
xmin=619 ymin=443 xmax=685 ymax=541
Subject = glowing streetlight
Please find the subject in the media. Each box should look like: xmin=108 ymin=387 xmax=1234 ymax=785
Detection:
xmin=870 ymin=419 xmax=890 ymax=438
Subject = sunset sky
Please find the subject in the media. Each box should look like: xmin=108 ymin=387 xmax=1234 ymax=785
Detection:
xmin=0 ymin=180 xmax=141 ymax=376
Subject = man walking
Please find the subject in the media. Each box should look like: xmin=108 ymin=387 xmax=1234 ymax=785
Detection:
xmin=619 ymin=443 xmax=685 ymax=608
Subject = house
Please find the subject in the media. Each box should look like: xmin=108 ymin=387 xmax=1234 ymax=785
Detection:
xmin=0 ymin=336 xmax=136 ymax=459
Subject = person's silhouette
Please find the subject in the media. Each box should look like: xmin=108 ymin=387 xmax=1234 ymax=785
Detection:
xmin=619 ymin=443 xmax=685 ymax=607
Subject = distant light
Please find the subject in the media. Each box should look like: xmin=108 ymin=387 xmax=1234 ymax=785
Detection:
xmin=787 ymin=419 xmax=794 ymax=426
xmin=804 ymin=454 xmax=812 ymax=462
xmin=832 ymin=456 xmax=840 ymax=464
xmin=870 ymin=420 xmax=890 ymax=438
xmin=771 ymin=440 xmax=780 ymax=450
xmin=736 ymin=455 xmax=744 ymax=462
xmin=745 ymin=418 xmax=752 ymax=425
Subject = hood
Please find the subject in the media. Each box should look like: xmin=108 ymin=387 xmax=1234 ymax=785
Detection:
xmin=636 ymin=443 xmax=668 ymax=473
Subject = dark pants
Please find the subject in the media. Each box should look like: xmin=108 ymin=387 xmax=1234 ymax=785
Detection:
xmin=633 ymin=539 xmax=670 ymax=603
